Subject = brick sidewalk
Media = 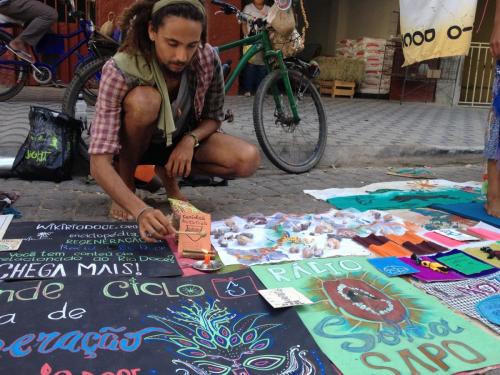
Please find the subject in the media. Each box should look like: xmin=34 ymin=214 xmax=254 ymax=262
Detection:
xmin=0 ymin=87 xmax=488 ymax=167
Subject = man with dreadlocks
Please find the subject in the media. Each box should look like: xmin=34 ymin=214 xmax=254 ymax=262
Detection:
xmin=89 ymin=0 xmax=260 ymax=242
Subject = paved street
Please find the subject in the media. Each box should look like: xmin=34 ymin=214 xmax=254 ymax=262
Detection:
xmin=0 ymin=87 xmax=488 ymax=221
xmin=0 ymin=163 xmax=484 ymax=222
xmin=0 ymin=87 xmax=489 ymax=167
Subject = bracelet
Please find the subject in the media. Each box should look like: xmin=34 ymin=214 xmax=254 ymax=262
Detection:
xmin=135 ymin=206 xmax=153 ymax=222
xmin=185 ymin=132 xmax=200 ymax=148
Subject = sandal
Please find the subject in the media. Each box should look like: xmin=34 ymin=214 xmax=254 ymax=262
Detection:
xmin=179 ymin=174 xmax=229 ymax=187
xmin=5 ymin=44 xmax=33 ymax=64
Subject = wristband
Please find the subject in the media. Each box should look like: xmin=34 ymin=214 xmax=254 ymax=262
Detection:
xmin=186 ymin=132 xmax=200 ymax=148
xmin=135 ymin=206 xmax=153 ymax=222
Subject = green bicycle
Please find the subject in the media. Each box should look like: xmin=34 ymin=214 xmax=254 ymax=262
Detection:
xmin=62 ymin=0 xmax=327 ymax=173
xmin=213 ymin=0 xmax=327 ymax=173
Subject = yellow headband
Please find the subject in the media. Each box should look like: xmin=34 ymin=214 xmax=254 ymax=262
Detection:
xmin=152 ymin=0 xmax=206 ymax=17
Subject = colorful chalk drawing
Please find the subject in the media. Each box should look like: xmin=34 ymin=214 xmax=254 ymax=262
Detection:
xmin=211 ymin=209 xmax=413 ymax=266
xmin=1 ymin=270 xmax=335 ymax=374
xmin=146 ymin=299 xmax=326 ymax=374
xmin=252 ymin=258 xmax=500 ymax=374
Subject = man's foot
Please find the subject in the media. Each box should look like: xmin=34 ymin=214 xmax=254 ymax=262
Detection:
xmin=109 ymin=201 xmax=134 ymax=221
xmin=7 ymin=39 xmax=33 ymax=63
xmin=154 ymin=165 xmax=188 ymax=201
xmin=165 ymin=177 xmax=188 ymax=201
xmin=243 ymin=91 xmax=251 ymax=97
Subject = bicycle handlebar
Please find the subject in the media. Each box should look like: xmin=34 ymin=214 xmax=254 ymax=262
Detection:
xmin=211 ymin=0 xmax=267 ymax=28
xmin=211 ymin=0 xmax=238 ymax=15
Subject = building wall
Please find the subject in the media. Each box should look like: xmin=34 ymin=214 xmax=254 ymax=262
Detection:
xmin=473 ymin=0 xmax=494 ymax=43
xmin=305 ymin=0 xmax=399 ymax=56
xmin=336 ymin=0 xmax=399 ymax=42
xmin=305 ymin=0 xmax=338 ymax=55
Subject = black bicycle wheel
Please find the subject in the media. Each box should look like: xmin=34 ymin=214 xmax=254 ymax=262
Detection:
xmin=62 ymin=56 xmax=107 ymax=160
xmin=0 ymin=31 xmax=28 ymax=101
xmin=253 ymin=69 xmax=327 ymax=173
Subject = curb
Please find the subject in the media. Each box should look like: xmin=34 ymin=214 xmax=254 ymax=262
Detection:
xmin=319 ymin=145 xmax=483 ymax=168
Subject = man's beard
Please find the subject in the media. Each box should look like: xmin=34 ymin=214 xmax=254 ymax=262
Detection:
xmin=163 ymin=62 xmax=187 ymax=79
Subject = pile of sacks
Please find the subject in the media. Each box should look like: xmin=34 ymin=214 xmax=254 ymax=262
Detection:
xmin=314 ymin=56 xmax=365 ymax=84
xmin=336 ymin=37 xmax=393 ymax=94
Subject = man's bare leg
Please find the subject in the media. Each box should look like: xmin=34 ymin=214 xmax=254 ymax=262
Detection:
xmin=486 ymin=159 xmax=500 ymax=217
xmin=191 ymin=132 xmax=261 ymax=178
xmin=154 ymin=165 xmax=188 ymax=201
xmin=110 ymin=87 xmax=161 ymax=220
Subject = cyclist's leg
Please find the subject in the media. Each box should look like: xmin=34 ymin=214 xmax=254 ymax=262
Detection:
xmin=0 ymin=0 xmax=57 ymax=54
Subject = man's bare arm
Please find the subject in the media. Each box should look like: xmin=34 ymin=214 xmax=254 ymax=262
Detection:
xmin=90 ymin=154 xmax=175 ymax=242
xmin=165 ymin=119 xmax=220 ymax=178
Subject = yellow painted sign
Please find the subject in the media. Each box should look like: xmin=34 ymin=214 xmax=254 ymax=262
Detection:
xmin=400 ymin=0 xmax=478 ymax=66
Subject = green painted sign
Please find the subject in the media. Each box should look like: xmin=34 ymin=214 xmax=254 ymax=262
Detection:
xmin=252 ymin=257 xmax=500 ymax=374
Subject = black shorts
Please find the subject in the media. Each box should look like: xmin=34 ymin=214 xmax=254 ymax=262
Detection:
xmin=139 ymin=141 xmax=177 ymax=166
xmin=139 ymin=136 xmax=201 ymax=166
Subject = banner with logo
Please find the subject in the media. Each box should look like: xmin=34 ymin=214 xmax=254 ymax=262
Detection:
xmin=399 ymin=0 xmax=478 ymax=66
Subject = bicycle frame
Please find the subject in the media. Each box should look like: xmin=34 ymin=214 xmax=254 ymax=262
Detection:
xmin=217 ymin=28 xmax=300 ymax=122
xmin=0 ymin=17 xmax=93 ymax=78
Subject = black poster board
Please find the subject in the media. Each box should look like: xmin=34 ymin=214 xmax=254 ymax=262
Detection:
xmin=1 ymin=221 xmax=182 ymax=280
xmin=0 ymin=269 xmax=337 ymax=374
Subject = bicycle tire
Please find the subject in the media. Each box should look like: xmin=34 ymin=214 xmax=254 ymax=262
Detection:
xmin=253 ymin=69 xmax=327 ymax=174
xmin=0 ymin=30 xmax=29 ymax=101
xmin=62 ymin=56 xmax=107 ymax=161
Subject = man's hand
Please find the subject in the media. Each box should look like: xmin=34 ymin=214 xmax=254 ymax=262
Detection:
xmin=491 ymin=24 xmax=500 ymax=59
xmin=165 ymin=135 xmax=196 ymax=178
xmin=136 ymin=207 xmax=176 ymax=243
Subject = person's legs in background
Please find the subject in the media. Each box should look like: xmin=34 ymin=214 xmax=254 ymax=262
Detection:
xmin=251 ymin=64 xmax=268 ymax=93
xmin=0 ymin=0 xmax=57 ymax=58
xmin=242 ymin=63 xmax=268 ymax=96
xmin=485 ymin=107 xmax=500 ymax=217
xmin=242 ymin=63 xmax=257 ymax=96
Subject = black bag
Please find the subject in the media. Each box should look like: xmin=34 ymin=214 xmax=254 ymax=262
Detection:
xmin=12 ymin=106 xmax=82 ymax=182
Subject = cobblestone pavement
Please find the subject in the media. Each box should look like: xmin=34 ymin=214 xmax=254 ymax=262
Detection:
xmin=1 ymin=163 xmax=484 ymax=222
xmin=0 ymin=87 xmax=489 ymax=219
xmin=0 ymin=87 xmax=489 ymax=167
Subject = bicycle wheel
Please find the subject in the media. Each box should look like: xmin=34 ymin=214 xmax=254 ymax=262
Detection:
xmin=253 ymin=69 xmax=327 ymax=173
xmin=0 ymin=31 xmax=29 ymax=101
xmin=62 ymin=56 xmax=107 ymax=160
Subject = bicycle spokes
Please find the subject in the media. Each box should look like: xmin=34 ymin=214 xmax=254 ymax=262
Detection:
xmin=254 ymin=70 xmax=327 ymax=173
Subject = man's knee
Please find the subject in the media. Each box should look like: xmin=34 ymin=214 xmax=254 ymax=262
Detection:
xmin=233 ymin=144 xmax=260 ymax=177
xmin=40 ymin=3 xmax=58 ymax=23
xmin=123 ymin=87 xmax=162 ymax=126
